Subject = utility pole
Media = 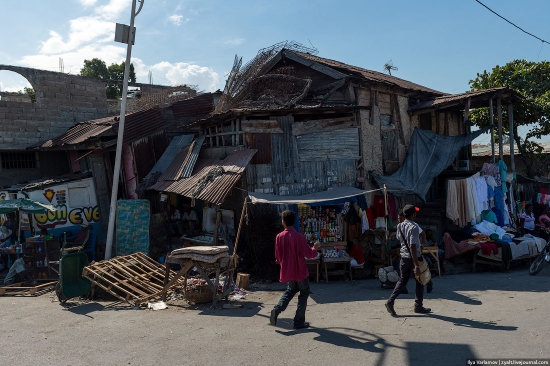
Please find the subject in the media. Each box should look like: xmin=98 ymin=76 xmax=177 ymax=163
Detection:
xmin=104 ymin=0 xmax=144 ymax=260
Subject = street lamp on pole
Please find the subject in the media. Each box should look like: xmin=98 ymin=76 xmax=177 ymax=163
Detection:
xmin=104 ymin=0 xmax=144 ymax=260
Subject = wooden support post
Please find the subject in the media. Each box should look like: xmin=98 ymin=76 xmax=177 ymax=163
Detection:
xmin=209 ymin=127 xmax=213 ymax=147
xmin=213 ymin=209 xmax=221 ymax=245
xmin=508 ymin=103 xmax=515 ymax=172
xmin=231 ymin=120 xmax=235 ymax=146
xmin=232 ymin=197 xmax=248 ymax=270
xmin=490 ymin=99 xmax=495 ymax=163
xmin=497 ymin=97 xmax=503 ymax=160
xmin=464 ymin=97 xmax=471 ymax=126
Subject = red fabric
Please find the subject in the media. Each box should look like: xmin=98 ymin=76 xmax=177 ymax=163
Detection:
xmin=479 ymin=243 xmax=498 ymax=256
xmin=443 ymin=233 xmax=481 ymax=260
xmin=348 ymin=243 xmax=365 ymax=265
xmin=275 ymin=228 xmax=318 ymax=283
xmin=366 ymin=207 xmax=375 ymax=229
xmin=373 ymin=194 xmax=386 ymax=218
xmin=387 ymin=195 xmax=398 ymax=220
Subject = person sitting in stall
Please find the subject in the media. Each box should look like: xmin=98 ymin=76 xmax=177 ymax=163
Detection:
xmin=3 ymin=254 xmax=33 ymax=285
xmin=181 ymin=204 xmax=198 ymax=236
xmin=520 ymin=204 xmax=536 ymax=236
xmin=346 ymin=238 xmax=365 ymax=267
xmin=168 ymin=205 xmax=183 ymax=237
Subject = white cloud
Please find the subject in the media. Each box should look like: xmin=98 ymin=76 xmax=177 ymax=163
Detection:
xmin=168 ymin=14 xmax=185 ymax=26
xmin=7 ymin=0 xmax=219 ymax=92
xmin=225 ymin=38 xmax=245 ymax=45
xmin=150 ymin=61 xmax=220 ymax=91
xmin=79 ymin=0 xmax=98 ymax=6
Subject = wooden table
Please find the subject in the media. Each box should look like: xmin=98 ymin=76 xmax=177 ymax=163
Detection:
xmin=319 ymin=242 xmax=352 ymax=283
xmin=161 ymin=253 xmax=233 ymax=306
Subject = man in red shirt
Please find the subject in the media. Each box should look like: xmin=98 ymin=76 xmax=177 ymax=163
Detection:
xmin=270 ymin=210 xmax=320 ymax=329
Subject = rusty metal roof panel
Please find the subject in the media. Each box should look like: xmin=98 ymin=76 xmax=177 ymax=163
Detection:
xmin=33 ymin=117 xmax=114 ymax=148
xmin=287 ymin=50 xmax=444 ymax=95
xmin=149 ymin=149 xmax=257 ymax=204
xmin=31 ymin=107 xmax=166 ymax=150
xmin=172 ymin=93 xmax=216 ymax=119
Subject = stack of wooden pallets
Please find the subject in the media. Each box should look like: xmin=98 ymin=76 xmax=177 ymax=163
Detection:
xmin=82 ymin=252 xmax=186 ymax=306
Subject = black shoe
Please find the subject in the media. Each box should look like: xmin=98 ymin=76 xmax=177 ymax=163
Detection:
xmin=385 ymin=302 xmax=396 ymax=316
xmin=427 ymin=281 xmax=433 ymax=294
xmin=270 ymin=309 xmax=279 ymax=326
xmin=400 ymin=287 xmax=409 ymax=294
xmin=293 ymin=322 xmax=310 ymax=329
xmin=414 ymin=307 xmax=432 ymax=314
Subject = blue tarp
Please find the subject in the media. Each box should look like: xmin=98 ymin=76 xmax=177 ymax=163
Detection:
xmin=372 ymin=127 xmax=489 ymax=201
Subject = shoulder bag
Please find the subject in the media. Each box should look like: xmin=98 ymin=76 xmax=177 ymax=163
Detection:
xmin=398 ymin=224 xmax=432 ymax=286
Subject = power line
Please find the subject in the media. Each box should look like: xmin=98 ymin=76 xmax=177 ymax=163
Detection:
xmin=475 ymin=0 xmax=549 ymax=45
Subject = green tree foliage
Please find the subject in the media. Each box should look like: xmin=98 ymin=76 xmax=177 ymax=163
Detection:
xmin=16 ymin=87 xmax=36 ymax=102
xmin=469 ymin=60 xmax=550 ymax=177
xmin=79 ymin=58 xmax=136 ymax=99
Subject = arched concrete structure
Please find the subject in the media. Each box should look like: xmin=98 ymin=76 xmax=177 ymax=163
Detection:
xmin=0 ymin=65 xmax=112 ymax=150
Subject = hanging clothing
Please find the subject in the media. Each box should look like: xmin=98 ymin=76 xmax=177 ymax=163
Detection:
xmin=497 ymin=160 xmax=508 ymax=194
xmin=475 ymin=176 xmax=489 ymax=211
xmin=366 ymin=207 xmax=375 ymax=230
xmin=446 ymin=179 xmax=460 ymax=224
xmin=373 ymin=195 xmax=386 ymax=218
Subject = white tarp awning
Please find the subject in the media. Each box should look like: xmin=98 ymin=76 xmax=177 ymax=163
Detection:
xmin=248 ymin=186 xmax=379 ymax=204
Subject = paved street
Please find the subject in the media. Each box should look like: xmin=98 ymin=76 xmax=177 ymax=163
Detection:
xmin=1 ymin=266 xmax=549 ymax=366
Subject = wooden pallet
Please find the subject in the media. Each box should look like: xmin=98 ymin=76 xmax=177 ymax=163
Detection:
xmin=82 ymin=252 xmax=186 ymax=306
xmin=0 ymin=280 xmax=58 ymax=296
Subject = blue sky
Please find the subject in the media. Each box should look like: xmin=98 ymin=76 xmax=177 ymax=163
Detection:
xmin=1 ymin=0 xmax=549 ymax=143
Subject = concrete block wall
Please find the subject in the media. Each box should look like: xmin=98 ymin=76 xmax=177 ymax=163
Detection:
xmin=0 ymin=65 xmax=114 ymax=150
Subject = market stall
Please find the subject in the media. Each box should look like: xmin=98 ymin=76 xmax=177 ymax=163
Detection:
xmin=247 ymin=186 xmax=397 ymax=280
xmin=0 ymin=199 xmax=57 ymax=279
xmin=444 ymin=160 xmax=547 ymax=270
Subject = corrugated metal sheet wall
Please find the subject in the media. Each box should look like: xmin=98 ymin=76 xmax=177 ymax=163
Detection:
xmin=296 ymin=128 xmax=359 ymax=161
xmin=245 ymin=115 xmax=358 ymax=196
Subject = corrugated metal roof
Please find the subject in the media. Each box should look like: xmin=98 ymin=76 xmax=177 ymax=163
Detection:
xmin=148 ymin=134 xmax=194 ymax=175
xmin=472 ymin=142 xmax=550 ymax=157
xmin=31 ymin=107 xmax=167 ymax=149
xmin=286 ymin=50 xmax=444 ymax=96
xmin=157 ymin=143 xmax=194 ymax=181
xmin=149 ymin=149 xmax=257 ymax=204
xmin=1 ymin=172 xmax=93 ymax=191
xmin=181 ymin=136 xmax=204 ymax=178
xmin=172 ymin=93 xmax=216 ymax=119
xmin=409 ymin=87 xmax=523 ymax=112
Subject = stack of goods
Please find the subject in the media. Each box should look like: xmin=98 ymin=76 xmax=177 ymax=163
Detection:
xmin=298 ymin=205 xmax=342 ymax=243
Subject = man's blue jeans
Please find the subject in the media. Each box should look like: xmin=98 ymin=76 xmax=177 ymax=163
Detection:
xmin=273 ymin=278 xmax=310 ymax=326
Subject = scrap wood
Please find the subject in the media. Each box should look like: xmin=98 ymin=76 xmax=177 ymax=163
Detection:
xmin=0 ymin=280 xmax=57 ymax=296
xmin=82 ymin=252 xmax=186 ymax=306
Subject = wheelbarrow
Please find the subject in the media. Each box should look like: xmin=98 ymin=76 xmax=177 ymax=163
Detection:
xmin=55 ymin=252 xmax=91 ymax=303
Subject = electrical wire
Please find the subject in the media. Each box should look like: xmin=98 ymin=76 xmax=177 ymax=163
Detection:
xmin=475 ymin=0 xmax=549 ymax=44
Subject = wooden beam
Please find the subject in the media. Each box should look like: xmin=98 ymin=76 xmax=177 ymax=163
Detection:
xmin=292 ymin=116 xmax=356 ymax=136
xmin=205 ymin=131 xmax=245 ymax=138
xmin=241 ymin=120 xmax=284 ymax=133
xmin=497 ymin=97 xmax=503 ymax=160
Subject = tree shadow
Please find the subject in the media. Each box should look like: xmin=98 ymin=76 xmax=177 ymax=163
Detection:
xmin=275 ymin=326 xmax=390 ymax=353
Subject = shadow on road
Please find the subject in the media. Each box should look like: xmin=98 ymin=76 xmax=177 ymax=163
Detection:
xmin=426 ymin=313 xmax=517 ymax=331
xmin=276 ymin=326 xmax=477 ymax=366
xmin=61 ymin=301 xmax=133 ymax=318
